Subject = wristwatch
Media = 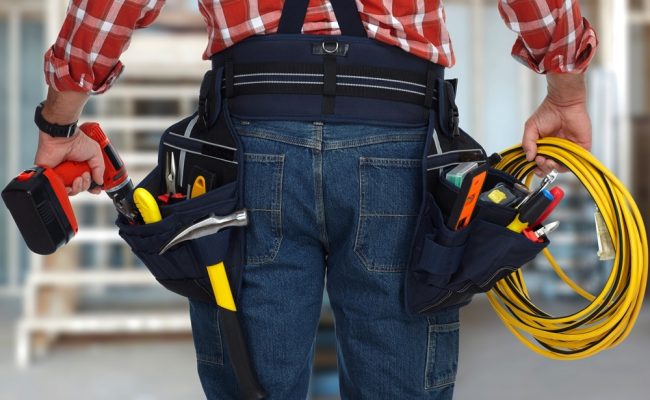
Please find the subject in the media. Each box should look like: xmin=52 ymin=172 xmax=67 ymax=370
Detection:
xmin=34 ymin=102 xmax=78 ymax=138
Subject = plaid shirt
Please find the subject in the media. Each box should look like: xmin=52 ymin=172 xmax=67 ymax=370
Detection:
xmin=45 ymin=0 xmax=598 ymax=94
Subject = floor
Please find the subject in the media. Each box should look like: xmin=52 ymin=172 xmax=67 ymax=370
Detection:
xmin=0 ymin=296 xmax=648 ymax=400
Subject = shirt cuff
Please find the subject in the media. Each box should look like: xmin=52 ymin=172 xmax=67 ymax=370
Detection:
xmin=43 ymin=47 xmax=124 ymax=94
xmin=512 ymin=18 xmax=598 ymax=74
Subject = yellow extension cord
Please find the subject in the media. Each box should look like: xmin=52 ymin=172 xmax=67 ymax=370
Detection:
xmin=488 ymin=137 xmax=648 ymax=360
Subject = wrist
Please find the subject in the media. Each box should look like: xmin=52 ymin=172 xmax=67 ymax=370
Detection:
xmin=35 ymin=101 xmax=79 ymax=138
xmin=41 ymin=87 xmax=89 ymax=124
xmin=546 ymin=73 xmax=587 ymax=107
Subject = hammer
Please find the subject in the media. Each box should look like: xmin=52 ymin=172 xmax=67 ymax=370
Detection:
xmin=161 ymin=209 xmax=266 ymax=399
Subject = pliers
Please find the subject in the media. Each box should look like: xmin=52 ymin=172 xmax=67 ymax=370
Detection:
xmin=158 ymin=152 xmax=186 ymax=204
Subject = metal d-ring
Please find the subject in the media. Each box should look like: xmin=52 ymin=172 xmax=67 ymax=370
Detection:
xmin=322 ymin=41 xmax=339 ymax=54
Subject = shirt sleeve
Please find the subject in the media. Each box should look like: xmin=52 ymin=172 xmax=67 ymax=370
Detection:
xmin=44 ymin=0 xmax=166 ymax=94
xmin=498 ymin=0 xmax=598 ymax=74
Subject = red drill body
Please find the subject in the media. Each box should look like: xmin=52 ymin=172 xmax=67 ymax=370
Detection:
xmin=2 ymin=123 xmax=136 ymax=255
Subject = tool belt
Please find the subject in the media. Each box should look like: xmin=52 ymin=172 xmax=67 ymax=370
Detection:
xmin=114 ymin=104 xmax=245 ymax=303
xmin=115 ymin=20 xmax=548 ymax=314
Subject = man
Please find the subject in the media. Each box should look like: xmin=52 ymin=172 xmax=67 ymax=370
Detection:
xmin=34 ymin=1 xmax=597 ymax=398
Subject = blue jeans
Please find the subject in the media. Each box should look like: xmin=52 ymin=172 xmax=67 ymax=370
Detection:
xmin=189 ymin=116 xmax=460 ymax=399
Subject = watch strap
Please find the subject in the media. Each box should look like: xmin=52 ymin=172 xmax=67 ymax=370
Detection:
xmin=34 ymin=102 xmax=78 ymax=138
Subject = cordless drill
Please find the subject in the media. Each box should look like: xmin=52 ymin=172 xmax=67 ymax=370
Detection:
xmin=2 ymin=122 xmax=138 ymax=255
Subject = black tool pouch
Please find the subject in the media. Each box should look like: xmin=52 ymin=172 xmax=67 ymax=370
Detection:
xmin=115 ymin=68 xmax=246 ymax=304
xmin=404 ymin=79 xmax=549 ymax=315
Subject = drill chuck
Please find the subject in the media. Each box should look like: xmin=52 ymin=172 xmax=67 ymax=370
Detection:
xmin=107 ymin=178 xmax=138 ymax=223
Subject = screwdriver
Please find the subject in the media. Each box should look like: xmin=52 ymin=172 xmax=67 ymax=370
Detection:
xmin=516 ymin=170 xmax=558 ymax=210
xmin=507 ymin=189 xmax=554 ymax=233
xmin=533 ymin=186 xmax=564 ymax=226
xmin=133 ymin=188 xmax=162 ymax=224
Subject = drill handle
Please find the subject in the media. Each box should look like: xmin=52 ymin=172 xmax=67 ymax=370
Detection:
xmin=50 ymin=122 xmax=124 ymax=191
xmin=52 ymin=161 xmax=93 ymax=188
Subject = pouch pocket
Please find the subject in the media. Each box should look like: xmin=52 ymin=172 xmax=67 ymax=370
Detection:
xmin=116 ymin=169 xmax=240 ymax=303
xmin=433 ymin=167 xmax=519 ymax=227
xmin=161 ymin=113 xmax=239 ymax=194
xmin=406 ymin=176 xmax=548 ymax=315
xmin=116 ymin=100 xmax=244 ymax=304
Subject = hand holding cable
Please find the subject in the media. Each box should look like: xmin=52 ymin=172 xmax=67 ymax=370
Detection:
xmin=522 ymin=73 xmax=592 ymax=176
xmin=490 ymin=138 xmax=648 ymax=360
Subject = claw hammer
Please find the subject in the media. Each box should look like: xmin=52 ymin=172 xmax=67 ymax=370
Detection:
xmin=160 ymin=209 xmax=266 ymax=400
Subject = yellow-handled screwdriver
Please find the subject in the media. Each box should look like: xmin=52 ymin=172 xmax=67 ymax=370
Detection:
xmin=507 ymin=189 xmax=554 ymax=233
xmin=133 ymin=188 xmax=162 ymax=224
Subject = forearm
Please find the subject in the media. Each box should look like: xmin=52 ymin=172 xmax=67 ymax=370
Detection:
xmin=41 ymin=87 xmax=89 ymax=126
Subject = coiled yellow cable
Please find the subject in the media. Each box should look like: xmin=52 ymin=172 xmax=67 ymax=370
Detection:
xmin=488 ymin=137 xmax=648 ymax=360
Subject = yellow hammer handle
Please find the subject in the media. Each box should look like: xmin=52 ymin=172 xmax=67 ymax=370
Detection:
xmin=207 ymin=262 xmax=237 ymax=311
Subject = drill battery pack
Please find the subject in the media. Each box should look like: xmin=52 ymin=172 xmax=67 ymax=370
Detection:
xmin=2 ymin=167 xmax=77 ymax=255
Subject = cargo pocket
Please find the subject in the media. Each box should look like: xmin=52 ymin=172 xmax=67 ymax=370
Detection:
xmin=354 ymin=157 xmax=422 ymax=272
xmin=424 ymin=308 xmax=460 ymax=390
xmin=243 ymin=153 xmax=284 ymax=265
xmin=190 ymin=298 xmax=224 ymax=365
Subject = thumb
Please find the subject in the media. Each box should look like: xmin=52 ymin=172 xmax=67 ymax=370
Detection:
xmin=522 ymin=120 xmax=539 ymax=162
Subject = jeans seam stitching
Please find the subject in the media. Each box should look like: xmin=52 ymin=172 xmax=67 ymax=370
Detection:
xmin=239 ymin=129 xmax=320 ymax=150
xmin=424 ymin=320 xmax=459 ymax=390
xmin=245 ymin=154 xmax=284 ymax=264
xmin=360 ymin=157 xmax=422 ymax=167
xmin=353 ymin=157 xmax=415 ymax=272
xmin=359 ymin=213 xmax=419 ymax=217
xmin=353 ymin=216 xmax=407 ymax=273
xmin=195 ymin=306 xmax=224 ymax=366
xmin=323 ymin=133 xmax=425 ymax=150
xmin=313 ymin=124 xmax=331 ymax=253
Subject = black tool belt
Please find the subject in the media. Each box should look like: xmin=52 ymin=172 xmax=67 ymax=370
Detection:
xmin=116 ymin=7 xmax=548 ymax=315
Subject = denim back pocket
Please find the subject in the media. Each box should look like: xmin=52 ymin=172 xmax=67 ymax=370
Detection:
xmin=355 ymin=157 xmax=421 ymax=272
xmin=243 ymin=153 xmax=285 ymax=265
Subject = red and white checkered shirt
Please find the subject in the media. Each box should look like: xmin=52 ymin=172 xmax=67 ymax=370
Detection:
xmin=45 ymin=0 xmax=598 ymax=94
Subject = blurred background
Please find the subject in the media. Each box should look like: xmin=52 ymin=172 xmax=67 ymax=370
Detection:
xmin=0 ymin=0 xmax=648 ymax=399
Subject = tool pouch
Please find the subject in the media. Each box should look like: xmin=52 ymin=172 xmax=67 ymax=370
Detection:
xmin=115 ymin=75 xmax=245 ymax=304
xmin=405 ymin=79 xmax=549 ymax=315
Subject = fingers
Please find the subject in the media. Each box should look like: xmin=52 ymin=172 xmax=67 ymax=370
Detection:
xmin=534 ymin=156 xmax=569 ymax=176
xmin=522 ymin=120 xmax=540 ymax=162
xmin=66 ymin=172 xmax=92 ymax=196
